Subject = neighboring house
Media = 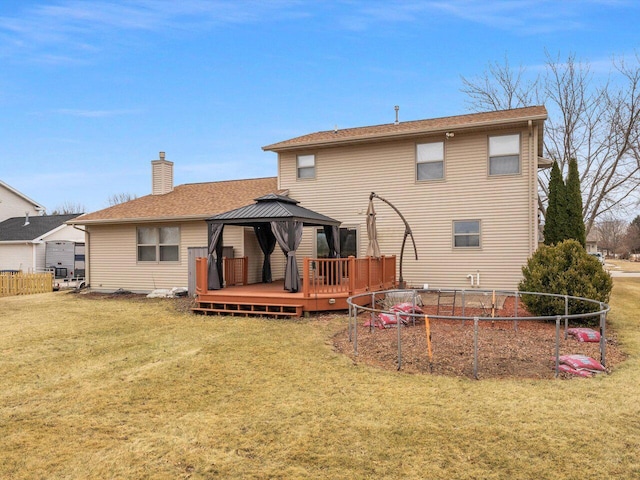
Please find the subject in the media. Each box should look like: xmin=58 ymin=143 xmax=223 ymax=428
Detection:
xmin=263 ymin=105 xmax=549 ymax=290
xmin=0 ymin=214 xmax=84 ymax=272
xmin=586 ymin=230 xmax=598 ymax=255
xmin=0 ymin=180 xmax=44 ymax=222
xmin=69 ymin=154 xmax=282 ymax=293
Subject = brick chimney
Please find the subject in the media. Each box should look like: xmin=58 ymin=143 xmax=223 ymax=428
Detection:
xmin=151 ymin=152 xmax=173 ymax=195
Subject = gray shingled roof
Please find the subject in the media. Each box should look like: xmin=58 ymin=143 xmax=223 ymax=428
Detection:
xmin=0 ymin=214 xmax=81 ymax=241
xmin=207 ymin=194 xmax=340 ymax=226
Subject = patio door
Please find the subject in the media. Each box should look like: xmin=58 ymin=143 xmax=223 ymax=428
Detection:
xmin=316 ymin=227 xmax=358 ymax=258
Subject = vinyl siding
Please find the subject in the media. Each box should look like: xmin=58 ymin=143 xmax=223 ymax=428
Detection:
xmin=278 ymin=127 xmax=539 ymax=290
xmin=87 ymin=221 xmax=245 ymax=293
xmin=0 ymin=187 xmax=41 ymax=222
xmin=0 ymin=244 xmax=33 ymax=271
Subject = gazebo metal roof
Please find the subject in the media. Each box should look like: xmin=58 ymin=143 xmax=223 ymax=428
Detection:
xmin=206 ymin=193 xmax=340 ymax=226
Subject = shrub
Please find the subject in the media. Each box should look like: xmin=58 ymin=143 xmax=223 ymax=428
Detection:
xmin=518 ymin=239 xmax=612 ymax=317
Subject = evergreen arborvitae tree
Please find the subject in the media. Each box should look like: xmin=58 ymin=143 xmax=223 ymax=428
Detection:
xmin=566 ymin=157 xmax=586 ymax=247
xmin=543 ymin=161 xmax=567 ymax=245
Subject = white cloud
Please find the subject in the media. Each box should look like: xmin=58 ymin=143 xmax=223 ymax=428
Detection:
xmin=0 ymin=0 xmax=306 ymax=62
xmin=336 ymin=0 xmax=636 ymax=35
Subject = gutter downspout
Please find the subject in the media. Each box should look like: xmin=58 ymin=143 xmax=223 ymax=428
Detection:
xmin=528 ymin=120 xmax=534 ymax=254
xmin=73 ymin=225 xmax=90 ymax=287
xmin=31 ymin=242 xmax=37 ymax=273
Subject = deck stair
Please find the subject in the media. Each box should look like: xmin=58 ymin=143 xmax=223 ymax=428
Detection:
xmin=192 ymin=300 xmax=303 ymax=318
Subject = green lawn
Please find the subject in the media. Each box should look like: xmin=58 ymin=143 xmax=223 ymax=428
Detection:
xmin=1 ymin=280 xmax=639 ymax=479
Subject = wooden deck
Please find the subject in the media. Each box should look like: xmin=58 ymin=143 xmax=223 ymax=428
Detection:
xmin=193 ymin=256 xmax=396 ymax=317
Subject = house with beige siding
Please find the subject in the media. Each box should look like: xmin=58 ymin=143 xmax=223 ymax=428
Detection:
xmin=72 ymin=106 xmax=548 ymax=294
xmin=69 ymin=155 xmax=282 ymax=293
xmin=263 ymin=106 xmax=548 ymax=291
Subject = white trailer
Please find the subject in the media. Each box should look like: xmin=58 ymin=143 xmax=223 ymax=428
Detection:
xmin=45 ymin=241 xmax=85 ymax=288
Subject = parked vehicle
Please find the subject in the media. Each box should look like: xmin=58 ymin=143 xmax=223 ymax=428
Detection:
xmin=590 ymin=252 xmax=605 ymax=265
xmin=45 ymin=241 xmax=86 ymax=288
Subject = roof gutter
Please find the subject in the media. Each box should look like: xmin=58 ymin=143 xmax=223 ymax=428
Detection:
xmin=67 ymin=214 xmax=213 ymax=226
xmin=0 ymin=240 xmax=38 ymax=245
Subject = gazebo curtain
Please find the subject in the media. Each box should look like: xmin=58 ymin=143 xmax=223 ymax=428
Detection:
xmin=323 ymin=225 xmax=341 ymax=284
xmin=271 ymin=220 xmax=303 ymax=293
xmin=323 ymin=225 xmax=340 ymax=258
xmin=254 ymin=224 xmax=276 ymax=283
xmin=207 ymin=223 xmax=224 ymax=290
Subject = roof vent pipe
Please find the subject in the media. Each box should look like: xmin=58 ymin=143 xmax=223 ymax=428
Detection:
xmin=394 ymin=105 xmax=399 ymax=125
xmin=24 ymin=212 xmax=30 ymax=226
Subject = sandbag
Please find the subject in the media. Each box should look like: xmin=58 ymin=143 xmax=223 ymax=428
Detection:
xmin=558 ymin=364 xmax=593 ymax=377
xmin=390 ymin=302 xmax=424 ymax=314
xmin=559 ymin=354 xmax=605 ymax=372
xmin=567 ymin=328 xmax=601 ymax=343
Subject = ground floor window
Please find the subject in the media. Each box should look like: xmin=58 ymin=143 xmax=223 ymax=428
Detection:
xmin=137 ymin=226 xmax=180 ymax=262
xmin=316 ymin=227 xmax=358 ymax=258
xmin=453 ymin=220 xmax=480 ymax=248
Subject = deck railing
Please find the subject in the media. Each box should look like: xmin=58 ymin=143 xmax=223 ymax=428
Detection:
xmin=0 ymin=272 xmax=54 ymax=297
xmin=195 ymin=255 xmax=396 ymax=297
xmin=224 ymin=256 xmax=248 ymax=286
xmin=302 ymin=256 xmax=396 ymax=297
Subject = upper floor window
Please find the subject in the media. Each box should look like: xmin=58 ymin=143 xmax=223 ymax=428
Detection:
xmin=297 ymin=154 xmax=315 ymax=179
xmin=453 ymin=220 xmax=480 ymax=248
xmin=489 ymin=134 xmax=520 ymax=175
xmin=416 ymin=142 xmax=444 ymax=180
xmin=137 ymin=226 xmax=180 ymax=262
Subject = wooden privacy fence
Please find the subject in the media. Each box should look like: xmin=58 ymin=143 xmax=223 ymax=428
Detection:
xmin=0 ymin=272 xmax=54 ymax=297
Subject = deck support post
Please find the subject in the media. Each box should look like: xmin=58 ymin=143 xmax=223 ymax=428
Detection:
xmin=195 ymin=257 xmax=207 ymax=296
xmin=348 ymin=256 xmax=356 ymax=295
xmin=302 ymin=258 xmax=310 ymax=298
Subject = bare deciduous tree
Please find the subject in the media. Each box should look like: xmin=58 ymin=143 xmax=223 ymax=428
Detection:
xmin=461 ymin=52 xmax=640 ymax=235
xmin=595 ymin=216 xmax=628 ymax=256
xmin=108 ymin=193 xmax=137 ymax=206
xmin=461 ymin=55 xmax=539 ymax=111
xmin=49 ymin=201 xmax=86 ymax=215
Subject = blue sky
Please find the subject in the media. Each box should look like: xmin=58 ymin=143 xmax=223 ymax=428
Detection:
xmin=0 ymin=0 xmax=638 ymax=214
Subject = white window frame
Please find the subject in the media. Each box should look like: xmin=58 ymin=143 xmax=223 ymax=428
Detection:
xmin=489 ymin=134 xmax=520 ymax=176
xmin=453 ymin=220 xmax=480 ymax=248
xmin=297 ymin=154 xmax=315 ymax=179
xmin=416 ymin=141 xmax=444 ymax=181
xmin=137 ymin=226 xmax=180 ymax=262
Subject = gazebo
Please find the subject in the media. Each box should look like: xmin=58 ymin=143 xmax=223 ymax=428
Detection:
xmin=205 ymin=193 xmax=341 ymax=293
xmin=193 ymin=194 xmax=397 ymax=317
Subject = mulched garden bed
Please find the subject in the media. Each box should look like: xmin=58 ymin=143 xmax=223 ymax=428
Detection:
xmin=332 ymin=296 xmax=627 ymax=380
